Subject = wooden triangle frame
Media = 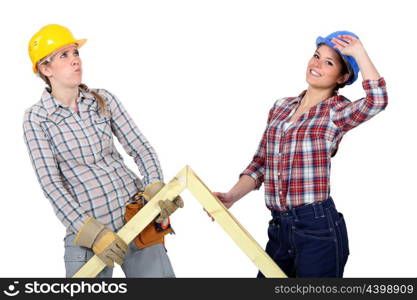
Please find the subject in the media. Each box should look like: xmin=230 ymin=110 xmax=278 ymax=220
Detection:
xmin=73 ymin=165 xmax=287 ymax=278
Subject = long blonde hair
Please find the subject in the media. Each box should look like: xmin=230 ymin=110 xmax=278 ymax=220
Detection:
xmin=37 ymin=64 xmax=108 ymax=116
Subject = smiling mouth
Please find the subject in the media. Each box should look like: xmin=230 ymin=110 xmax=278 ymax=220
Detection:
xmin=310 ymin=69 xmax=321 ymax=77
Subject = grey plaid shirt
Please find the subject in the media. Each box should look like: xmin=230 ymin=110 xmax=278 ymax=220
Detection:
xmin=23 ymin=88 xmax=163 ymax=235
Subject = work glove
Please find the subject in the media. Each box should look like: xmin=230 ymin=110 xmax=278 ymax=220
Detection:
xmin=74 ymin=217 xmax=128 ymax=268
xmin=142 ymin=181 xmax=184 ymax=223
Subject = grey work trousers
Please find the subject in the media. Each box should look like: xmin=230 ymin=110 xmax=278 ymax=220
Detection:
xmin=63 ymin=233 xmax=175 ymax=278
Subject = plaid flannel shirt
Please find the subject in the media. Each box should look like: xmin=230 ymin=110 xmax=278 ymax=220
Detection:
xmin=241 ymin=78 xmax=388 ymax=211
xmin=23 ymin=88 xmax=163 ymax=235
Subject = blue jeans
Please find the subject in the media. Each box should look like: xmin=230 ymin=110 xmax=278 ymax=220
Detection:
xmin=258 ymin=197 xmax=349 ymax=278
xmin=63 ymin=234 xmax=175 ymax=278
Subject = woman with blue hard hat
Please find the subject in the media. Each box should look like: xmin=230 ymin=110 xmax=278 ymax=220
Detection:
xmin=214 ymin=31 xmax=388 ymax=277
xmin=23 ymin=24 xmax=183 ymax=277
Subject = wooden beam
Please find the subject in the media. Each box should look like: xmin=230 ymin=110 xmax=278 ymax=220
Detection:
xmin=72 ymin=165 xmax=286 ymax=278
xmin=72 ymin=167 xmax=188 ymax=278
xmin=186 ymin=166 xmax=287 ymax=278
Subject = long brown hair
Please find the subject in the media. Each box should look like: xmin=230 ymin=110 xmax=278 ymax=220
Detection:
xmin=78 ymin=83 xmax=108 ymax=116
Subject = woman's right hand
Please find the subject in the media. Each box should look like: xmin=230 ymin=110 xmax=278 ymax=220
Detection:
xmin=213 ymin=191 xmax=236 ymax=209
xmin=203 ymin=191 xmax=237 ymax=222
xmin=204 ymin=176 xmax=254 ymax=221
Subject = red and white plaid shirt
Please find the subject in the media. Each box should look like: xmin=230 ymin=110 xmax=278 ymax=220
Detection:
xmin=241 ymin=78 xmax=388 ymax=211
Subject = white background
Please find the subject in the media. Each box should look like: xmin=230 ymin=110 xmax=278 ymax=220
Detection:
xmin=0 ymin=0 xmax=416 ymax=277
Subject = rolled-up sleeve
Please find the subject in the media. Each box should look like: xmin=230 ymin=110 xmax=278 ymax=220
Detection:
xmin=331 ymin=77 xmax=388 ymax=132
xmin=102 ymin=89 xmax=163 ymax=186
xmin=23 ymin=110 xmax=89 ymax=233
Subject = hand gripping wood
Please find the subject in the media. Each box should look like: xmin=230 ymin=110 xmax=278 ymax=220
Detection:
xmin=72 ymin=165 xmax=287 ymax=278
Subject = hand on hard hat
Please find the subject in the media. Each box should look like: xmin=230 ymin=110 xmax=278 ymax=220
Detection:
xmin=316 ymin=30 xmax=360 ymax=85
xmin=331 ymin=35 xmax=365 ymax=58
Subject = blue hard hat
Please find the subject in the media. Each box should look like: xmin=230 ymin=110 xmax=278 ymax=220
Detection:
xmin=316 ymin=30 xmax=360 ymax=85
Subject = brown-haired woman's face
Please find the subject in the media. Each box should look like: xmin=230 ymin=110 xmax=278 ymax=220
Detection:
xmin=305 ymin=44 xmax=349 ymax=90
xmin=38 ymin=44 xmax=83 ymax=88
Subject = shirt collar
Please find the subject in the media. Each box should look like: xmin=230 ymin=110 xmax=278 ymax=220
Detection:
xmin=41 ymin=87 xmax=96 ymax=115
xmin=288 ymin=90 xmax=342 ymax=106
xmin=79 ymin=88 xmax=96 ymax=102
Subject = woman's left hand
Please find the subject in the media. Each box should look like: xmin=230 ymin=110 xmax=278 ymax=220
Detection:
xmin=331 ymin=35 xmax=366 ymax=58
xmin=332 ymin=34 xmax=381 ymax=82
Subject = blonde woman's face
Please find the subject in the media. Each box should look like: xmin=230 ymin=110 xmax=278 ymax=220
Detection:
xmin=39 ymin=44 xmax=83 ymax=88
xmin=305 ymin=44 xmax=349 ymax=89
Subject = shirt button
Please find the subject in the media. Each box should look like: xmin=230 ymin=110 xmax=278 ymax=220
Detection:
xmin=279 ymin=191 xmax=283 ymax=195
xmin=278 ymin=172 xmax=281 ymax=176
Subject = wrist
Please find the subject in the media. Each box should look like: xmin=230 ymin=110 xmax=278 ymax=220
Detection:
xmin=143 ymin=181 xmax=165 ymax=200
xmin=74 ymin=217 xmax=105 ymax=248
xmin=351 ymin=47 xmax=368 ymax=62
xmin=227 ymin=190 xmax=239 ymax=203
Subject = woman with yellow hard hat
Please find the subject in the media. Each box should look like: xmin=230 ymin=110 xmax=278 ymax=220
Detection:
xmin=23 ymin=24 xmax=183 ymax=277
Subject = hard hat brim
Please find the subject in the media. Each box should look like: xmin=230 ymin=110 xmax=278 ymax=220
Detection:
xmin=32 ymin=38 xmax=87 ymax=73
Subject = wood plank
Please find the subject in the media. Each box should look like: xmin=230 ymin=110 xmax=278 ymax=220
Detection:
xmin=72 ymin=167 xmax=188 ymax=277
xmin=72 ymin=165 xmax=286 ymax=278
xmin=186 ymin=166 xmax=287 ymax=278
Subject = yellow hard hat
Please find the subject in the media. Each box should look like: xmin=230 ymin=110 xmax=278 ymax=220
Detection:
xmin=28 ymin=24 xmax=87 ymax=73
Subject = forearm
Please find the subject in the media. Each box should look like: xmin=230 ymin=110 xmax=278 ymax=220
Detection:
xmin=103 ymin=89 xmax=163 ymax=184
xmin=23 ymin=113 xmax=89 ymax=233
xmin=354 ymin=48 xmax=381 ymax=80
xmin=228 ymin=175 xmax=257 ymax=202
xmin=43 ymin=181 xmax=89 ymax=232
xmin=133 ymin=139 xmax=164 ymax=185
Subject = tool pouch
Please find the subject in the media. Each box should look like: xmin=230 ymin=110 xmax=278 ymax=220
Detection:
xmin=124 ymin=192 xmax=172 ymax=249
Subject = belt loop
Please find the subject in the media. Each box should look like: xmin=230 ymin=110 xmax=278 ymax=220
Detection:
xmin=312 ymin=202 xmax=325 ymax=218
xmin=328 ymin=196 xmax=335 ymax=209
xmin=312 ymin=203 xmax=318 ymax=218
xmin=317 ymin=201 xmax=325 ymax=218
xmin=291 ymin=207 xmax=299 ymax=222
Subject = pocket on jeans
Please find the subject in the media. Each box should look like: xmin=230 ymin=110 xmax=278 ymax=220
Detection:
xmin=64 ymin=246 xmax=88 ymax=262
xmin=293 ymin=228 xmax=335 ymax=240
xmin=293 ymin=216 xmax=335 ymax=241
xmin=267 ymin=220 xmax=280 ymax=242
xmin=64 ymin=235 xmax=88 ymax=262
